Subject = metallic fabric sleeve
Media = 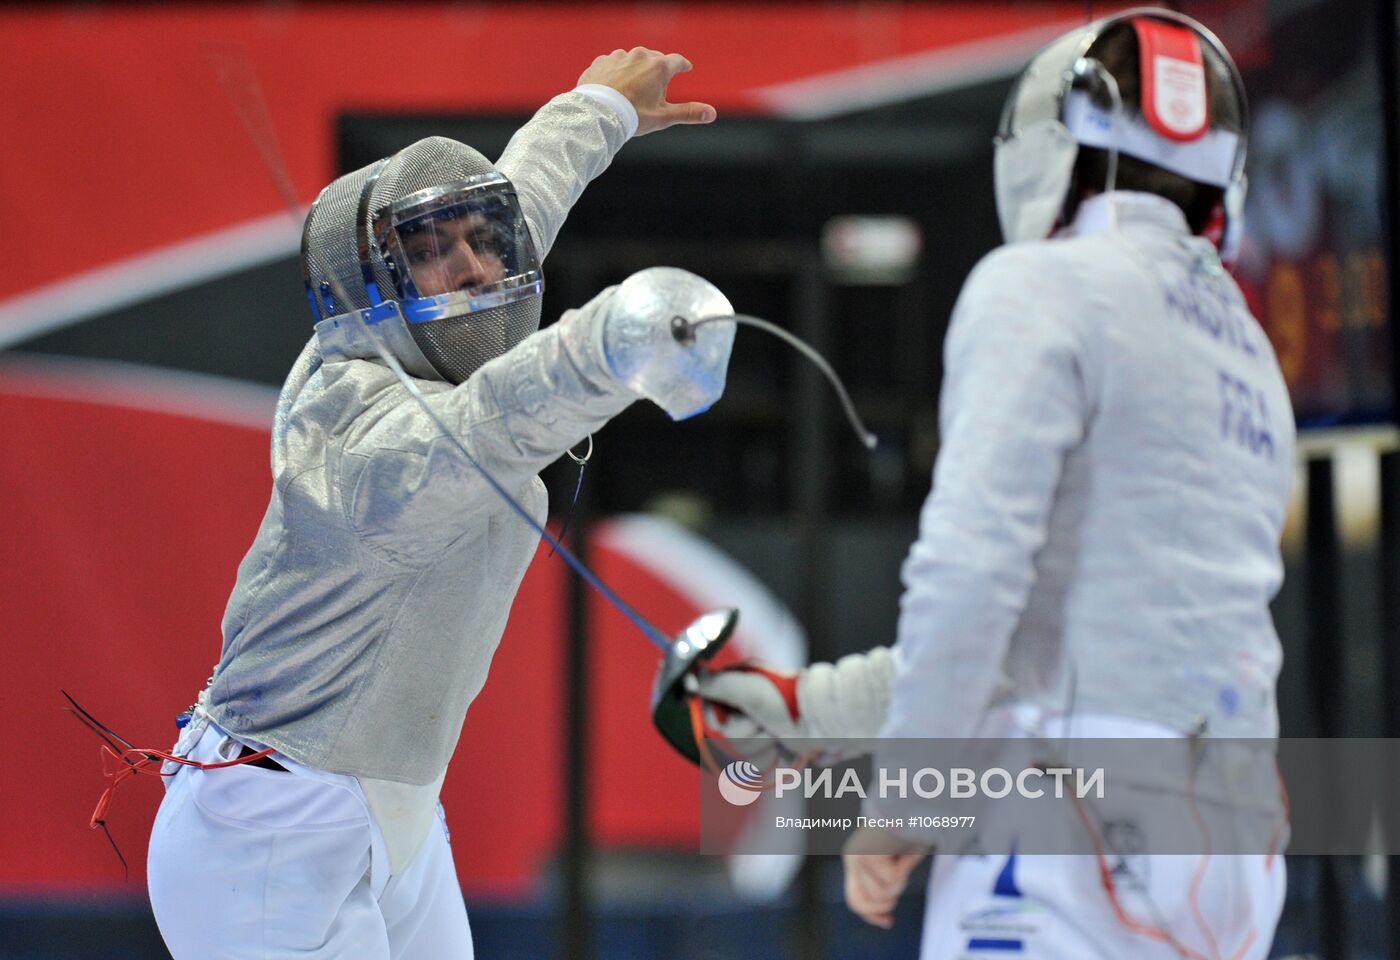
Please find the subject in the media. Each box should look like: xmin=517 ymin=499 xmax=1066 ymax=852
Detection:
xmin=334 ymin=285 xmax=634 ymax=567
xmin=496 ymin=91 xmax=632 ymax=260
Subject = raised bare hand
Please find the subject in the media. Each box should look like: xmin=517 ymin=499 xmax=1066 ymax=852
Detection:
xmin=579 ymin=47 xmax=716 ymax=136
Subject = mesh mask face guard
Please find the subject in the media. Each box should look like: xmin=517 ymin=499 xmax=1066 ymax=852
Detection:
xmin=302 ymin=137 xmax=545 ymax=385
xmin=993 ymin=8 xmax=1249 ymax=253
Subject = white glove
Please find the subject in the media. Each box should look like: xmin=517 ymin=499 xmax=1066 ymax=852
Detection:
xmin=601 ymin=266 xmax=736 ymax=419
xmin=696 ymin=647 xmax=895 ymax=759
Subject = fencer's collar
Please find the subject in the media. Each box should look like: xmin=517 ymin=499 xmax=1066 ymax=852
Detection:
xmin=314 ymin=300 xmax=444 ymax=381
xmin=1059 ymin=191 xmax=1190 ymax=239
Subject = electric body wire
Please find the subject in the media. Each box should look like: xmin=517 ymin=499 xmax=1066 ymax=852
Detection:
xmin=336 ymin=309 xmax=879 ymax=650
xmin=547 ymin=435 xmax=592 ymax=559
xmin=1035 ymin=666 xmax=1272 ymax=960
xmin=64 ymin=690 xmax=276 ymax=875
xmin=346 ymin=309 xmax=674 ymax=652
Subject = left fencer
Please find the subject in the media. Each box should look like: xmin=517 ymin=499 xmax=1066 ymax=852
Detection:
xmin=146 ymin=49 xmax=733 ymax=960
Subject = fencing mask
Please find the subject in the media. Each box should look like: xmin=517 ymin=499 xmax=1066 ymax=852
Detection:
xmin=993 ymin=8 xmax=1248 ymax=259
xmin=302 ymin=136 xmax=544 ymax=384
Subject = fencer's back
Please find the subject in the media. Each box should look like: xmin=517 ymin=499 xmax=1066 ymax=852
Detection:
xmin=1003 ymin=193 xmax=1295 ymax=738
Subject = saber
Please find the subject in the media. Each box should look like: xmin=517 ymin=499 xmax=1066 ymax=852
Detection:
xmin=208 ymin=47 xmax=871 ymax=762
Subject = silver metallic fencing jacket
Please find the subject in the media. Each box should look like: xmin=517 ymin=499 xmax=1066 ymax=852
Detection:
xmin=881 ymin=192 xmax=1295 ymax=744
xmin=203 ymin=92 xmax=634 ymax=868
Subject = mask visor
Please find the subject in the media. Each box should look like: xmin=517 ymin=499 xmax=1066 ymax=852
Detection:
xmin=375 ymin=176 xmax=543 ymax=323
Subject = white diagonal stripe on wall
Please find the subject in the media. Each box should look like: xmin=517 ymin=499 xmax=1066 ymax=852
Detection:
xmin=0 ymin=210 xmax=304 ymax=350
xmin=753 ymin=18 xmax=1091 ymax=120
xmin=0 ymin=353 xmax=279 ymax=431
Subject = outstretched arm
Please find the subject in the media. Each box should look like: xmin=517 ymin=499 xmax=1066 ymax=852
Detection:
xmin=335 ymin=268 xmax=734 ymax=566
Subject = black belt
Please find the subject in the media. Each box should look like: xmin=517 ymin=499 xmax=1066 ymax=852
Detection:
xmin=237 ymin=743 xmax=288 ymax=772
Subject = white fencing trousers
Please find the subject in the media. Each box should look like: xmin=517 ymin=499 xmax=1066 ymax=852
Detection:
xmin=915 ymin=713 xmax=1286 ymax=959
xmin=147 ymin=722 xmax=471 ymax=959
xmin=919 ymin=852 xmax=1285 ymax=960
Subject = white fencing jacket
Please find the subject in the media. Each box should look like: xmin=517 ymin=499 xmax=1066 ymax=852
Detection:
xmin=880 ymin=192 xmax=1295 ymax=744
xmin=203 ymin=90 xmax=637 ymax=871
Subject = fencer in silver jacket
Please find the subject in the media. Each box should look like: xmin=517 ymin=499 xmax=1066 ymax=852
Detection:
xmin=192 ymin=78 xmax=733 ymax=872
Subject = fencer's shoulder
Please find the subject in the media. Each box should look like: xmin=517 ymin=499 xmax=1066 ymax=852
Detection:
xmin=964 ymin=237 xmax=1106 ymax=292
xmin=313 ymin=355 xmax=393 ymax=401
xmin=294 ymin=357 xmax=434 ymax=442
xmin=961 ymin=237 xmax=1134 ymax=318
xmin=955 ymin=241 xmax=1095 ymax=331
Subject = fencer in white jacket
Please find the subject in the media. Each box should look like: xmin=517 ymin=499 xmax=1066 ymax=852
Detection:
xmin=147 ymin=50 xmax=730 ymax=960
xmin=698 ymin=11 xmax=1294 ymax=958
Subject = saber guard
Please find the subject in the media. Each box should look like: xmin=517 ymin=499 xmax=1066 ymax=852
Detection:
xmin=651 ymin=608 xmax=738 ymax=765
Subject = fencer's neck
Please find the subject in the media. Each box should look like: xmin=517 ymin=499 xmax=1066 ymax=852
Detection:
xmin=1061 ymin=191 xmax=1190 ymax=238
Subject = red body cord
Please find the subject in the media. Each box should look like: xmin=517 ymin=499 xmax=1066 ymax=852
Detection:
xmin=91 ymin=742 xmax=276 ymax=829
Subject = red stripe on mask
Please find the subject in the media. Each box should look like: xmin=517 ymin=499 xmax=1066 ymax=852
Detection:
xmin=1133 ymin=19 xmax=1210 ymax=142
